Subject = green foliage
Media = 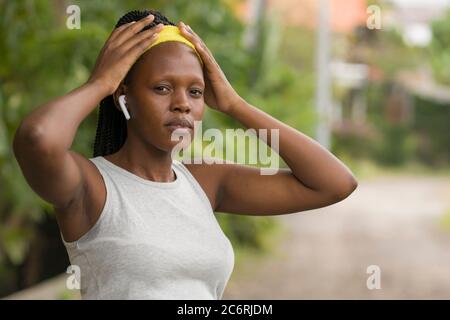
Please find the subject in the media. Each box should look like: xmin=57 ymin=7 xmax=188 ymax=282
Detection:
xmin=372 ymin=122 xmax=417 ymax=166
xmin=216 ymin=214 xmax=281 ymax=252
xmin=331 ymin=3 xmax=449 ymax=168
xmin=430 ymin=11 xmax=450 ymax=86
xmin=412 ymin=97 xmax=450 ymax=166
xmin=332 ymin=85 xmax=418 ymax=167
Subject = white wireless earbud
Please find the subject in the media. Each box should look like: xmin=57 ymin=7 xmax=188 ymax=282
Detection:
xmin=118 ymin=95 xmax=131 ymax=120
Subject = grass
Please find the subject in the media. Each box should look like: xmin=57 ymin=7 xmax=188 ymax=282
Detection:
xmin=340 ymin=156 xmax=450 ymax=181
xmin=231 ymin=219 xmax=287 ymax=267
xmin=57 ymin=288 xmax=81 ymax=300
xmin=439 ymin=206 xmax=450 ymax=233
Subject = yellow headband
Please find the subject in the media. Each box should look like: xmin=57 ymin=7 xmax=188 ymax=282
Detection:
xmin=146 ymin=25 xmax=203 ymax=66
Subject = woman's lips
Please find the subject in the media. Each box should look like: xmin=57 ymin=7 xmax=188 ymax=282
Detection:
xmin=165 ymin=124 xmax=192 ymax=132
xmin=164 ymin=118 xmax=193 ymax=132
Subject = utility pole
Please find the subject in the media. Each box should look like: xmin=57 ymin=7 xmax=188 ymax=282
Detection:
xmin=315 ymin=0 xmax=332 ymax=149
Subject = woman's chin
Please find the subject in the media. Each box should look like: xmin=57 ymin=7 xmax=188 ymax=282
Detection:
xmin=167 ymin=136 xmax=192 ymax=153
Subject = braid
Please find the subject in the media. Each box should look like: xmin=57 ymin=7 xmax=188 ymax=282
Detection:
xmin=115 ymin=9 xmax=175 ymax=29
xmin=92 ymin=9 xmax=175 ymax=157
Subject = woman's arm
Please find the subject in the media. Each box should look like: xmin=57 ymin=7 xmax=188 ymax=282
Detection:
xmin=179 ymin=22 xmax=357 ymax=215
xmin=213 ymin=99 xmax=357 ymax=215
xmin=13 ymin=80 xmax=109 ymax=208
xmin=227 ymin=98 xmax=358 ymax=198
xmin=13 ymin=15 xmax=163 ymax=209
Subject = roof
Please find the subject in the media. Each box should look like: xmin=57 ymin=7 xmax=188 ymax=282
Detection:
xmin=234 ymin=0 xmax=368 ymax=33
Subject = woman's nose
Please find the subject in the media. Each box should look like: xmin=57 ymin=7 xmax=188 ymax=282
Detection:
xmin=170 ymin=90 xmax=191 ymax=113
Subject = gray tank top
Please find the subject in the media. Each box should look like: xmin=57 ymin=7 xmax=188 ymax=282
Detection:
xmin=61 ymin=156 xmax=234 ymax=300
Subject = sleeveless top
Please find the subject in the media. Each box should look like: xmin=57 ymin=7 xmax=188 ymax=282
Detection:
xmin=61 ymin=156 xmax=235 ymax=300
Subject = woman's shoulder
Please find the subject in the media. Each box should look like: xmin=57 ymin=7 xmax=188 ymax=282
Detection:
xmin=177 ymin=157 xmax=227 ymax=211
xmin=56 ymin=153 xmax=107 ymax=243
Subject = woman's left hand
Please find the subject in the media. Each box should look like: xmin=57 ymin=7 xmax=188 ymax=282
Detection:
xmin=178 ymin=22 xmax=242 ymax=114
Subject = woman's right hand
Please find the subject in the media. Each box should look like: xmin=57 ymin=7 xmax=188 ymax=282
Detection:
xmin=87 ymin=14 xmax=164 ymax=95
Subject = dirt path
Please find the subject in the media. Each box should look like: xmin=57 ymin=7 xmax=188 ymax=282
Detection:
xmin=223 ymin=175 xmax=450 ymax=299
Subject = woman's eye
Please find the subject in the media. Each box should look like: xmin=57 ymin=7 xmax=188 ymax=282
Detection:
xmin=154 ymin=86 xmax=170 ymax=93
xmin=153 ymin=86 xmax=202 ymax=96
xmin=191 ymin=89 xmax=203 ymax=96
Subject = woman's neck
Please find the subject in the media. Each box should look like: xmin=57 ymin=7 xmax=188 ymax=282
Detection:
xmin=104 ymin=138 xmax=175 ymax=183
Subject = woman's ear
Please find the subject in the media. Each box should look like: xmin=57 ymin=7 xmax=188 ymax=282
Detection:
xmin=112 ymin=82 xmax=131 ymax=120
xmin=112 ymin=82 xmax=128 ymax=112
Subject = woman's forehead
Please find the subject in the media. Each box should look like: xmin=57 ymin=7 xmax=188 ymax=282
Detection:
xmin=128 ymin=43 xmax=203 ymax=85
xmin=136 ymin=42 xmax=203 ymax=76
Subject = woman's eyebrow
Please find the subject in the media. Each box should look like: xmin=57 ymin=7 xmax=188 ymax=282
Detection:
xmin=150 ymin=74 xmax=205 ymax=86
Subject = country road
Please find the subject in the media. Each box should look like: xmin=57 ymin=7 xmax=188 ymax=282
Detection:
xmin=223 ymin=175 xmax=450 ymax=299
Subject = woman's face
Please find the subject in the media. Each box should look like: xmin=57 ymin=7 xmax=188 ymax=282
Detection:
xmin=121 ymin=41 xmax=205 ymax=152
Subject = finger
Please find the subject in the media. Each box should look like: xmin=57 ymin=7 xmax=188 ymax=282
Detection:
xmin=190 ymin=28 xmax=216 ymax=59
xmin=125 ymin=31 xmax=160 ymax=61
xmin=113 ymin=14 xmax=156 ymax=47
xmin=193 ymin=42 xmax=215 ymax=70
xmin=182 ymin=23 xmax=208 ymax=51
xmin=101 ymin=21 xmax=137 ymax=54
xmin=181 ymin=26 xmax=218 ymax=70
xmin=107 ymin=18 xmax=143 ymax=45
xmin=108 ymin=20 xmax=137 ymax=42
xmin=119 ymin=23 xmax=164 ymax=53
xmin=114 ymin=14 xmax=154 ymax=45
xmin=179 ymin=22 xmax=216 ymax=60
xmin=178 ymin=23 xmax=208 ymax=58
xmin=178 ymin=22 xmax=201 ymax=45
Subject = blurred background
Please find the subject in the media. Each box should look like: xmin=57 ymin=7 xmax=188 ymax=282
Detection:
xmin=0 ymin=0 xmax=449 ymax=299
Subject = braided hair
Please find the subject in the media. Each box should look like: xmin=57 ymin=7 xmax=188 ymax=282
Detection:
xmin=93 ymin=9 xmax=176 ymax=157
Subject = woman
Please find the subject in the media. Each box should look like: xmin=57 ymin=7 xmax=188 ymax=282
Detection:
xmin=12 ymin=9 xmax=358 ymax=299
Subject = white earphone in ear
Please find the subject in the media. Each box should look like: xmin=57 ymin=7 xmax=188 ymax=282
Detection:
xmin=118 ymin=95 xmax=131 ymax=120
